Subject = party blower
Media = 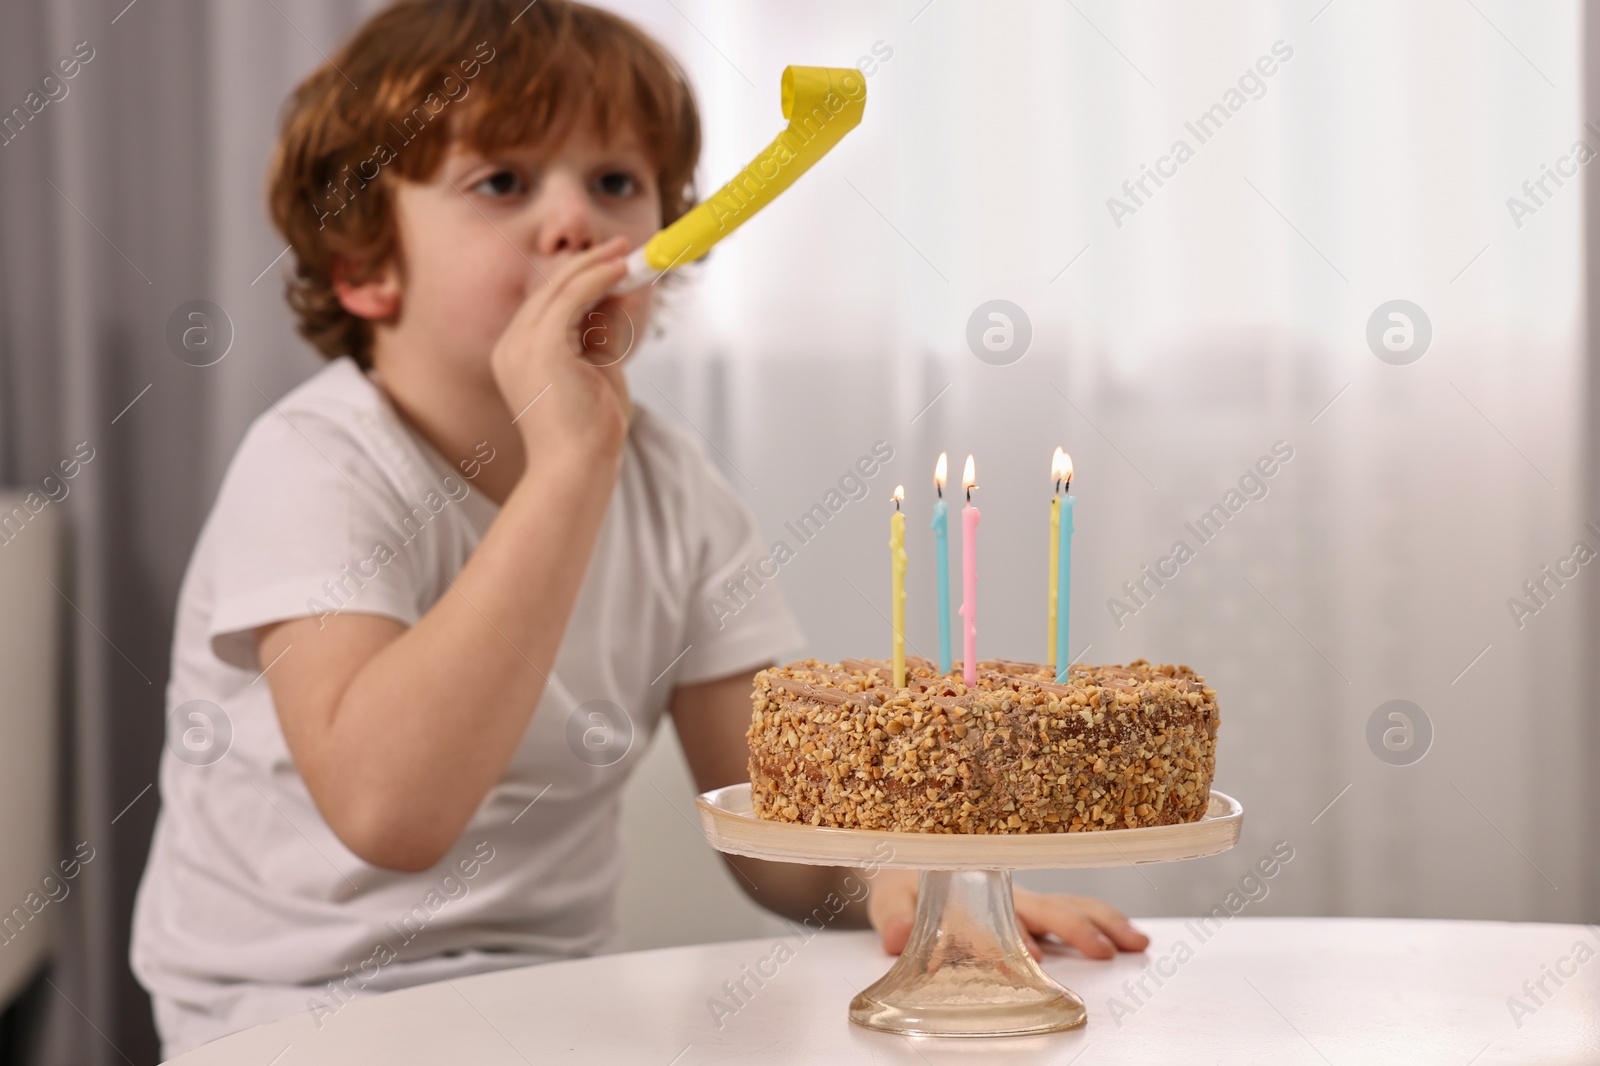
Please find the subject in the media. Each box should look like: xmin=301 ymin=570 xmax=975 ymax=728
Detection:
xmin=609 ymin=65 xmax=867 ymax=293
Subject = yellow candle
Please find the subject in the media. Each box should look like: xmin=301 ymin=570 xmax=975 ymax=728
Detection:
xmin=890 ymin=486 xmax=907 ymax=688
xmin=1047 ymin=447 xmax=1066 ymax=666
xmin=1047 ymin=499 xmax=1060 ymax=666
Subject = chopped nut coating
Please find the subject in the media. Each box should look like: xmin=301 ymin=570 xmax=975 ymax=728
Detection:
xmin=747 ymin=658 xmax=1219 ymax=834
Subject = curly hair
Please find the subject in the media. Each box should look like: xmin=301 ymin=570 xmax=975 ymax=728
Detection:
xmin=267 ymin=0 xmax=702 ymax=368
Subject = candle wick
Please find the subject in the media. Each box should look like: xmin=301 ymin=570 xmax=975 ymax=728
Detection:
xmin=1064 ymin=476 xmax=1072 ymax=493
xmin=936 ymin=483 xmax=942 ymax=499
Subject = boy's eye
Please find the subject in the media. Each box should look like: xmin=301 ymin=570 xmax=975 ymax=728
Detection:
xmin=593 ymin=170 xmax=639 ymax=198
xmin=472 ymin=169 xmax=526 ymax=197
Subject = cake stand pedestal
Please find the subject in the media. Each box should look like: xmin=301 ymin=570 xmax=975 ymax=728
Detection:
xmin=696 ymin=784 xmax=1243 ymax=1039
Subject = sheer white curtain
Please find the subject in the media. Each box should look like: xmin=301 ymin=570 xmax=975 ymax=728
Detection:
xmin=607 ymin=0 xmax=1591 ymax=930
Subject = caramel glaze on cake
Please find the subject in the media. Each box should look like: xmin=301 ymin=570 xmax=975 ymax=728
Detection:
xmin=747 ymin=656 xmax=1219 ymax=834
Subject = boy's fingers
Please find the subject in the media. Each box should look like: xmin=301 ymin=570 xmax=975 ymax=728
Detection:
xmin=553 ymin=256 xmax=631 ymax=339
xmin=1014 ymin=893 xmax=1120 ymax=960
xmin=542 ymin=234 xmax=628 ymax=284
xmin=561 ymin=270 xmax=632 ymax=349
xmin=867 ymin=870 xmax=919 ymax=956
xmin=543 ymin=236 xmax=629 ymax=304
xmin=879 ymin=916 xmax=914 ymax=956
xmin=873 ymin=882 xmax=1140 ymax=964
xmin=500 ymin=251 xmax=628 ymax=373
xmin=508 ymin=237 xmax=629 ymax=335
xmin=1060 ymin=894 xmax=1150 ymax=951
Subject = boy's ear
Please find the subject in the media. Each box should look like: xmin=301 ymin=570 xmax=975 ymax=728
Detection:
xmin=332 ymin=253 xmax=401 ymax=320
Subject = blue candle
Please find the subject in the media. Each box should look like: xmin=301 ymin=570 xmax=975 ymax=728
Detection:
xmin=1055 ymin=454 xmax=1075 ymax=683
xmin=932 ymin=453 xmax=952 ymax=674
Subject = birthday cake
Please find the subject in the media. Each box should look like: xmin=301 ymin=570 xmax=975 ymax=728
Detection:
xmin=747 ymin=657 xmax=1218 ymax=834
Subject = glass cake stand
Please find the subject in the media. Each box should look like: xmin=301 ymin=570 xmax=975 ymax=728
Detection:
xmin=695 ymin=783 xmax=1243 ymax=1038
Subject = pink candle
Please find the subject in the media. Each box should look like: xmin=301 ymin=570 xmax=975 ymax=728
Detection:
xmin=959 ymin=455 xmax=979 ymax=688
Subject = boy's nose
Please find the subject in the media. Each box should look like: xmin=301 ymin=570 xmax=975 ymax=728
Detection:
xmin=535 ymin=178 xmax=597 ymax=258
xmin=547 ymin=230 xmax=593 ymax=254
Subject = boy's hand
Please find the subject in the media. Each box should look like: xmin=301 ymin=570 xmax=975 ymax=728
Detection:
xmin=490 ymin=235 xmax=635 ymax=463
xmin=867 ymin=869 xmax=1150 ymax=961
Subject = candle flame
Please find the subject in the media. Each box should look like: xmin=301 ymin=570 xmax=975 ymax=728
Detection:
xmin=961 ymin=454 xmax=977 ymax=491
xmin=934 ymin=452 xmax=948 ymax=489
xmin=1061 ymin=450 xmax=1074 ymax=485
xmin=1051 ymin=446 xmax=1067 ymax=482
xmin=892 ymin=484 xmax=905 ymax=504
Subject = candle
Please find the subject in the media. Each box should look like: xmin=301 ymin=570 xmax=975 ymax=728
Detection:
xmin=1047 ymin=448 xmax=1064 ymax=666
xmin=1055 ymin=451 xmax=1075 ymax=683
xmin=960 ymin=455 xmax=980 ymax=688
xmin=931 ymin=453 xmax=952 ymax=674
xmin=890 ymin=485 xmax=907 ymax=689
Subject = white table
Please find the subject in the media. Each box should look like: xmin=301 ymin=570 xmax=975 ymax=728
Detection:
xmin=170 ymin=918 xmax=1600 ymax=1065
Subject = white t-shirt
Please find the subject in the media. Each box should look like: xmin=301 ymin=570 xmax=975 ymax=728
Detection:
xmin=130 ymin=356 xmax=804 ymax=1057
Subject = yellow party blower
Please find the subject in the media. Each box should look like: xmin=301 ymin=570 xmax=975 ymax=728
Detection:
xmin=610 ymin=65 xmax=867 ymax=293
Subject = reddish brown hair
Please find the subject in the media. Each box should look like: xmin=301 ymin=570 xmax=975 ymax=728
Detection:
xmin=267 ymin=0 xmax=701 ymax=368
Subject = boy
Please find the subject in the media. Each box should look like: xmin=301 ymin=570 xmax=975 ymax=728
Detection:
xmin=130 ymin=0 xmax=1145 ymax=1055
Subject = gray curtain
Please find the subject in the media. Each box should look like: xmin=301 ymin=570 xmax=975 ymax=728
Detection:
xmin=0 ymin=0 xmax=366 ymax=1060
xmin=1585 ymin=0 xmax=1600 ymax=914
